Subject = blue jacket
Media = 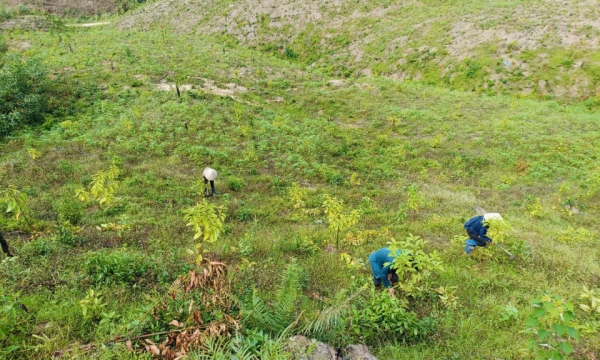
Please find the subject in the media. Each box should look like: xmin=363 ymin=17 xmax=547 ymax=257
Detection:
xmin=368 ymin=247 xmax=401 ymax=288
xmin=464 ymin=216 xmax=491 ymax=246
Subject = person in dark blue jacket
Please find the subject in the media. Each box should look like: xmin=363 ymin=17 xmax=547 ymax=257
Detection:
xmin=369 ymin=247 xmax=401 ymax=295
xmin=464 ymin=213 xmax=503 ymax=254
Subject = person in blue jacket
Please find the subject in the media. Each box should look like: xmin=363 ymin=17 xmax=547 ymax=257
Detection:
xmin=369 ymin=247 xmax=401 ymax=295
xmin=464 ymin=213 xmax=503 ymax=254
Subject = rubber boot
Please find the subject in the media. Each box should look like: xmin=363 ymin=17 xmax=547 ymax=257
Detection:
xmin=464 ymin=239 xmax=478 ymax=254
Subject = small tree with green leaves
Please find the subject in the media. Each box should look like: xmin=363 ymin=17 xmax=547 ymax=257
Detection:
xmin=184 ymin=199 xmax=226 ymax=265
xmin=404 ymin=184 xmax=424 ymax=220
xmin=75 ymin=164 xmax=120 ymax=208
xmin=388 ymin=234 xmax=443 ymax=297
xmin=322 ymin=195 xmax=360 ymax=249
xmin=523 ymin=294 xmax=579 ymax=360
xmin=525 ymin=195 xmax=544 ymax=224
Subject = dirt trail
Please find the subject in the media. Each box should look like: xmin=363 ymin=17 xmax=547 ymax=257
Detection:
xmin=65 ymin=22 xmax=111 ymax=27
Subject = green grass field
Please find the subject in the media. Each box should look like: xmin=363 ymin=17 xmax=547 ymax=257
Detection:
xmin=1 ymin=2 xmax=600 ymax=359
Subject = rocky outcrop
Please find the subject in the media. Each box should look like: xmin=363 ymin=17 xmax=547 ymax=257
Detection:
xmin=341 ymin=344 xmax=378 ymax=360
xmin=287 ymin=336 xmax=377 ymax=360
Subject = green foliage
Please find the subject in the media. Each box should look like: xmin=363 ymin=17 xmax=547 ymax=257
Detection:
xmin=0 ymin=186 xmax=29 ymax=222
xmin=349 ymin=287 xmax=435 ymax=346
xmin=523 ymin=294 xmax=579 ymax=360
xmin=196 ymin=330 xmax=288 ymax=359
xmin=499 ymin=304 xmax=519 ymax=325
xmin=303 ymin=288 xmax=364 ymax=341
xmin=388 ymin=234 xmax=443 ymax=296
xmin=79 ymin=289 xmax=106 ymax=320
xmin=556 ymin=226 xmax=594 ymax=244
xmin=55 ymin=197 xmax=84 ymax=225
xmin=0 ymin=37 xmax=7 ymax=54
xmin=84 ymin=249 xmax=155 ymax=284
xmin=227 ymin=176 xmax=244 ymax=192
xmin=184 ymin=198 xmax=226 ymax=264
xmin=404 ymin=184 xmax=424 ymax=220
xmin=3 ymin=13 xmax=600 ymax=358
xmin=241 ymin=261 xmax=305 ymax=334
xmin=0 ymin=54 xmax=50 ymax=137
xmin=0 ymin=287 xmax=29 ymax=356
xmin=525 ymin=195 xmax=544 ymax=222
xmin=76 ymin=164 xmax=120 ymax=208
xmin=322 ymin=194 xmax=360 ymax=249
xmin=578 ymin=287 xmax=600 ymax=314
xmin=52 ymin=220 xmax=80 ymax=246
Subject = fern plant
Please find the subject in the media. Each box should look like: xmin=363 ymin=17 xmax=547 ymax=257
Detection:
xmin=241 ymin=261 xmax=304 ymax=334
xmin=302 ymin=287 xmax=365 ymax=345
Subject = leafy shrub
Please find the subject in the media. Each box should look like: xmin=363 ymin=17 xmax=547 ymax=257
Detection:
xmin=556 ymin=226 xmax=594 ymax=244
xmin=53 ymin=221 xmax=79 ymax=246
xmin=184 ymin=198 xmax=226 ymax=264
xmin=227 ymin=177 xmax=244 ymax=192
xmin=349 ymin=288 xmax=436 ymax=345
xmin=84 ymin=249 xmax=155 ymax=284
xmin=55 ymin=197 xmax=84 ymax=224
xmin=523 ymin=294 xmax=579 ymax=359
xmin=0 ymin=37 xmax=7 ymax=54
xmin=21 ymin=237 xmax=53 ymax=257
xmin=0 ymin=288 xmax=29 ymax=356
xmin=0 ymin=54 xmax=50 ymax=137
xmin=388 ymin=234 xmax=443 ymax=296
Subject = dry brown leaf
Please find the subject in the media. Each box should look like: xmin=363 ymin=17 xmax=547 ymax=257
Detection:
xmin=149 ymin=344 xmax=160 ymax=355
xmin=169 ymin=320 xmax=183 ymax=327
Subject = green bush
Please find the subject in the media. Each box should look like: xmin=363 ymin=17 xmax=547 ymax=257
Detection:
xmin=53 ymin=221 xmax=79 ymax=246
xmin=21 ymin=238 xmax=53 ymax=257
xmin=84 ymin=249 xmax=156 ymax=284
xmin=0 ymin=54 xmax=50 ymax=137
xmin=55 ymin=198 xmax=84 ymax=225
xmin=0 ymin=38 xmax=7 ymax=54
xmin=227 ymin=177 xmax=244 ymax=191
xmin=349 ymin=289 xmax=436 ymax=346
xmin=0 ymin=288 xmax=30 ymax=356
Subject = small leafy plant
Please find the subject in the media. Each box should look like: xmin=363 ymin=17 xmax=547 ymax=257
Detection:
xmin=578 ymin=287 xmax=600 ymax=314
xmin=0 ymin=186 xmax=30 ymax=223
xmin=84 ymin=249 xmax=155 ymax=284
xmin=388 ymin=234 xmax=443 ymax=296
xmin=322 ymin=194 xmax=360 ymax=249
xmin=523 ymin=294 xmax=579 ymax=360
xmin=76 ymin=164 xmax=120 ymax=208
xmin=404 ymin=184 xmax=424 ymax=220
xmin=183 ymin=199 xmax=226 ymax=264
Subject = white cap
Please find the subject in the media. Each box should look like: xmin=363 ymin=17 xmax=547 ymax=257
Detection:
xmin=203 ymin=167 xmax=218 ymax=181
xmin=483 ymin=213 xmax=503 ymax=221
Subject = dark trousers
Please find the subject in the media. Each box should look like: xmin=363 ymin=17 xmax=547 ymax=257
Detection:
xmin=204 ymin=180 xmax=215 ymax=195
xmin=0 ymin=233 xmax=12 ymax=257
xmin=467 ymin=231 xmax=489 ymax=247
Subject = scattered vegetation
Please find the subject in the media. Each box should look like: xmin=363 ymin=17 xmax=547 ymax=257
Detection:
xmin=0 ymin=1 xmax=599 ymax=358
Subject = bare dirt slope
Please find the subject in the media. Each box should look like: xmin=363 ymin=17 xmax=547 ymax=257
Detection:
xmin=1 ymin=0 xmax=135 ymax=16
xmin=119 ymin=0 xmax=600 ymax=100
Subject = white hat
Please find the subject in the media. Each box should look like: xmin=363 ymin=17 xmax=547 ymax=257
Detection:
xmin=203 ymin=167 xmax=218 ymax=181
xmin=483 ymin=213 xmax=503 ymax=221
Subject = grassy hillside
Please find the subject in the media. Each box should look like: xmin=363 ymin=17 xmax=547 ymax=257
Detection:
xmin=120 ymin=0 xmax=600 ymax=102
xmin=1 ymin=9 xmax=600 ymax=360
